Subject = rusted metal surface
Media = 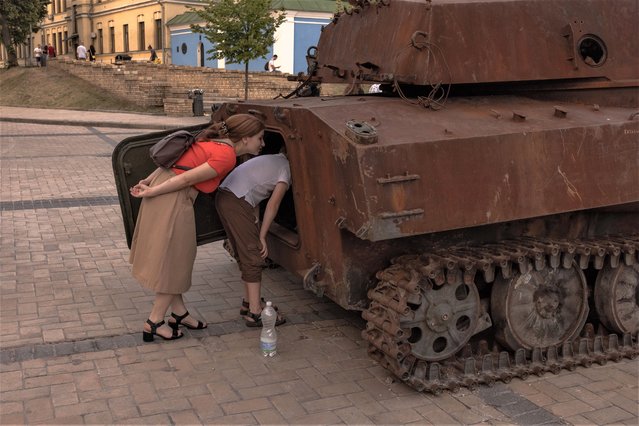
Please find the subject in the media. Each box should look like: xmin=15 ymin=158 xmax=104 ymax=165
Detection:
xmin=211 ymin=95 xmax=639 ymax=245
xmin=314 ymin=0 xmax=639 ymax=88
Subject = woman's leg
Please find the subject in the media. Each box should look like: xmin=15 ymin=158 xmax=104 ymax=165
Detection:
xmin=167 ymin=294 xmax=208 ymax=328
xmin=144 ymin=293 xmax=181 ymax=338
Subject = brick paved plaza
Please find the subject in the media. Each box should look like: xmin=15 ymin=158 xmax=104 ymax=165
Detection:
xmin=0 ymin=110 xmax=637 ymax=424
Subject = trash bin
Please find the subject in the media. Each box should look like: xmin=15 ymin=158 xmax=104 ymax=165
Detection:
xmin=188 ymin=89 xmax=205 ymax=117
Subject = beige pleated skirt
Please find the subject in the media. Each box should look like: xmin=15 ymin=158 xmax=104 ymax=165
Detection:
xmin=129 ymin=168 xmax=199 ymax=294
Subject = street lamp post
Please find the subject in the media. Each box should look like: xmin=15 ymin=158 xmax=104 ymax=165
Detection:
xmin=157 ymin=0 xmax=166 ymax=64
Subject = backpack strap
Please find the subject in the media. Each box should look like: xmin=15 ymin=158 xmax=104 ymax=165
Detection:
xmin=172 ymin=165 xmax=192 ymax=171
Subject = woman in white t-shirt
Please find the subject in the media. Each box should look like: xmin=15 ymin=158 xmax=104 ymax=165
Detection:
xmin=215 ymin=153 xmax=290 ymax=327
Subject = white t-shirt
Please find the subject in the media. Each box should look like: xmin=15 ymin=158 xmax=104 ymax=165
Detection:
xmin=34 ymin=47 xmax=42 ymax=58
xmin=220 ymin=154 xmax=291 ymax=207
xmin=268 ymin=58 xmax=278 ymax=72
xmin=77 ymin=45 xmax=87 ymax=59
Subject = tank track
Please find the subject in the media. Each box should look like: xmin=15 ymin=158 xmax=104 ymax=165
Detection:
xmin=361 ymin=235 xmax=639 ymax=394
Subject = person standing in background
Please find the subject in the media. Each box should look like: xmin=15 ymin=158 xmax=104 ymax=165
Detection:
xmin=41 ymin=44 xmax=48 ymax=67
xmin=48 ymin=44 xmax=56 ymax=58
xmin=89 ymin=44 xmax=96 ymax=62
xmin=33 ymin=45 xmax=42 ymax=66
xmin=149 ymin=45 xmax=158 ymax=62
xmin=76 ymin=41 xmax=87 ymax=60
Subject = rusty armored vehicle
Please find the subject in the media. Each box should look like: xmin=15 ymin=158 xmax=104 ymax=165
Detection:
xmin=114 ymin=0 xmax=639 ymax=393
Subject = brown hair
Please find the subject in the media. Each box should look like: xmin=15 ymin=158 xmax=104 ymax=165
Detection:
xmin=197 ymin=114 xmax=265 ymax=143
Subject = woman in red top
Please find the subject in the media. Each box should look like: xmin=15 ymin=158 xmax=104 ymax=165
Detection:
xmin=130 ymin=114 xmax=265 ymax=342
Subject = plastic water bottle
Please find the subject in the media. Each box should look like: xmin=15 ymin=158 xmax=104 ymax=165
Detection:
xmin=260 ymin=301 xmax=277 ymax=357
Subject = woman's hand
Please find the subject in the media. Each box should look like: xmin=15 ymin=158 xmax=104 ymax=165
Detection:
xmin=259 ymin=236 xmax=268 ymax=259
xmin=130 ymin=183 xmax=153 ymax=198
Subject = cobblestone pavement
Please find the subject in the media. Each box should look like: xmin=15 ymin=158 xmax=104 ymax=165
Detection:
xmin=0 ymin=113 xmax=637 ymax=425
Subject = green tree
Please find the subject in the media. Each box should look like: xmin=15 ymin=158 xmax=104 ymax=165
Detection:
xmin=191 ymin=0 xmax=285 ymax=100
xmin=0 ymin=0 xmax=48 ymax=68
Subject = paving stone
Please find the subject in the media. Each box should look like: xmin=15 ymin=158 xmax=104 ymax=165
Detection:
xmin=598 ymin=390 xmax=639 ymax=414
xmin=414 ymin=404 xmax=457 ymax=424
xmin=50 ymin=383 xmax=79 ymax=407
xmin=53 ymin=342 xmax=75 ymax=356
xmin=94 ymin=337 xmax=118 ymax=351
xmin=222 ymin=397 xmax=272 ymax=415
xmin=13 ymin=346 xmax=34 ymax=362
xmin=480 ymin=388 xmax=523 ymax=407
xmin=301 ymin=395 xmax=352 ymax=414
xmin=288 ymin=411 xmax=343 ymax=425
xmin=24 ymin=396 xmax=54 ymax=423
xmin=188 ymin=394 xmax=224 ymax=420
xmin=107 ymin=396 xmax=141 ymax=421
xmin=0 ymin=401 xmax=23 ymax=415
xmin=138 ymin=398 xmax=192 ymax=417
xmin=499 ymin=399 xmax=549 ymax=418
xmin=83 ymin=410 xmax=114 ymax=424
xmin=72 ymin=340 xmax=97 ymax=354
xmin=0 ymin=412 xmax=26 ymax=425
xmin=168 ymin=409 xmax=201 ymax=425
xmin=334 ymin=406 xmax=374 ymax=425
xmin=0 ymin=370 xmax=23 ymax=391
xmin=370 ymin=408 xmax=424 ymax=424
xmin=0 ymin=349 xmax=16 ymax=364
xmin=546 ymin=399 xmax=595 ymax=418
xmin=583 ymin=406 xmax=636 ymax=424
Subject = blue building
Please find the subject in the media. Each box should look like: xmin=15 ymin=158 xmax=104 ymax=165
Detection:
xmin=166 ymin=0 xmax=335 ymax=74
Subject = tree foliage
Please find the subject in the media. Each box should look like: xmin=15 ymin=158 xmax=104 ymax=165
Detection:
xmin=0 ymin=0 xmax=49 ymax=67
xmin=191 ymin=0 xmax=286 ymax=99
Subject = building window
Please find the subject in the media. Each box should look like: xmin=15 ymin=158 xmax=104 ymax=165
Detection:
xmin=56 ymin=0 xmax=60 ymax=13
xmin=155 ymin=19 xmax=162 ymax=49
xmin=138 ymin=22 xmax=145 ymax=51
xmin=98 ymin=28 xmax=103 ymax=54
xmin=62 ymin=1 xmax=67 ymax=11
xmin=57 ymin=32 xmax=62 ymax=55
xmin=123 ymin=24 xmax=129 ymax=52
xmin=63 ymin=30 xmax=68 ymax=54
xmin=109 ymin=27 xmax=115 ymax=53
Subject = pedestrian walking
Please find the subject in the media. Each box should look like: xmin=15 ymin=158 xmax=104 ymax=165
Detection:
xmin=129 ymin=114 xmax=266 ymax=342
xmin=77 ymin=41 xmax=87 ymax=60
xmin=148 ymin=45 xmax=158 ymax=63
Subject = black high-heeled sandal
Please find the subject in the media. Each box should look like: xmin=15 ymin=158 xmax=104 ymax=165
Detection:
xmin=239 ymin=298 xmax=278 ymax=316
xmin=168 ymin=311 xmax=207 ymax=331
xmin=142 ymin=319 xmax=183 ymax=342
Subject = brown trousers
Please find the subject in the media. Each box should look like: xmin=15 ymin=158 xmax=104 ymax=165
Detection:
xmin=215 ymin=189 xmax=265 ymax=282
